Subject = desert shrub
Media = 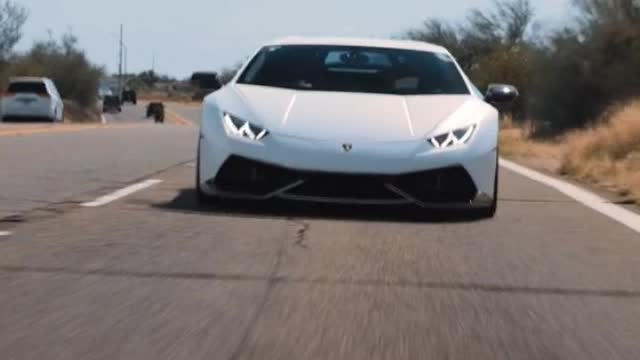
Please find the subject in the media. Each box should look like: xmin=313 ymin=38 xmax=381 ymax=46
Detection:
xmin=527 ymin=4 xmax=640 ymax=133
xmin=402 ymin=0 xmax=640 ymax=135
xmin=401 ymin=0 xmax=536 ymax=118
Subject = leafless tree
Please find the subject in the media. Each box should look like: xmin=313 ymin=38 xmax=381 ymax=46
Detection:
xmin=0 ymin=0 xmax=28 ymax=60
xmin=573 ymin=0 xmax=640 ymax=24
xmin=402 ymin=0 xmax=534 ymax=70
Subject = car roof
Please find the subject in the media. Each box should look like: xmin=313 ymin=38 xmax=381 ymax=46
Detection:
xmin=265 ymin=36 xmax=449 ymax=54
xmin=9 ymin=77 xmax=50 ymax=83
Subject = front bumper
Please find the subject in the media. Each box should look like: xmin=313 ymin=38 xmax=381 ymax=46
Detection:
xmin=206 ymin=155 xmax=492 ymax=207
xmin=198 ymin=129 xmax=498 ymax=208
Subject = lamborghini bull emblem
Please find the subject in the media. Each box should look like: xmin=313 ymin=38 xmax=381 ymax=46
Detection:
xmin=342 ymin=143 xmax=353 ymax=153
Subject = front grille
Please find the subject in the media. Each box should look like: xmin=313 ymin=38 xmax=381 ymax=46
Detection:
xmin=391 ymin=166 xmax=478 ymax=203
xmin=212 ymin=156 xmax=478 ymax=203
xmin=287 ymin=174 xmax=399 ymax=200
xmin=213 ymin=156 xmax=300 ymax=196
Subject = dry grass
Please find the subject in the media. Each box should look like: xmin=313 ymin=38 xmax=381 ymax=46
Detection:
xmin=559 ymin=101 xmax=640 ymax=201
xmin=500 ymin=100 xmax=640 ymax=204
xmin=499 ymin=116 xmax=564 ymax=173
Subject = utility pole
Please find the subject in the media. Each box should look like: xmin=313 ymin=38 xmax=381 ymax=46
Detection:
xmin=152 ymin=51 xmax=155 ymax=73
xmin=124 ymin=46 xmax=128 ymax=78
xmin=118 ymin=24 xmax=124 ymax=95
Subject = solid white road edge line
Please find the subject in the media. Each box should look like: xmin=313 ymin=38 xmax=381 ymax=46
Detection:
xmin=500 ymin=158 xmax=640 ymax=234
xmin=82 ymin=179 xmax=163 ymax=207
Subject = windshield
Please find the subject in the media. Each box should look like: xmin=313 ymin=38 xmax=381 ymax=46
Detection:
xmin=238 ymin=45 xmax=470 ymax=95
xmin=7 ymin=81 xmax=47 ymax=95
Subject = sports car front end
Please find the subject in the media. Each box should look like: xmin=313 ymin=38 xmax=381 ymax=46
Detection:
xmin=196 ymin=39 xmax=517 ymax=217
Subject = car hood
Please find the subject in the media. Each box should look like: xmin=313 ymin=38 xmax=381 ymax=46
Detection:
xmin=230 ymin=84 xmax=477 ymax=142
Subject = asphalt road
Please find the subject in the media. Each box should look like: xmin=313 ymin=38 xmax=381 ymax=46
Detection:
xmin=1 ymin=104 xmax=640 ymax=359
xmin=104 ymin=103 xmax=150 ymax=124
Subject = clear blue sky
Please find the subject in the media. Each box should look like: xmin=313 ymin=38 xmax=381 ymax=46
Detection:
xmin=17 ymin=0 xmax=571 ymax=78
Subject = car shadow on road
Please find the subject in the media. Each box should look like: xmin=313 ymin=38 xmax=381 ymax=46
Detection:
xmin=152 ymin=189 xmax=485 ymax=224
xmin=1 ymin=117 xmax=57 ymax=123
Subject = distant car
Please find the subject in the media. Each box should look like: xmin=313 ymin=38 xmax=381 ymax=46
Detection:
xmin=121 ymin=88 xmax=137 ymax=105
xmin=1 ymin=77 xmax=64 ymax=122
xmin=98 ymin=87 xmax=113 ymax=99
xmin=190 ymin=72 xmax=222 ymax=100
xmin=196 ymin=37 xmax=519 ymax=218
xmin=102 ymin=95 xmax=121 ymax=113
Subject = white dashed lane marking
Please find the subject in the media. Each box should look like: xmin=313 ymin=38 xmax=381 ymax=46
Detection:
xmin=0 ymin=231 xmax=12 ymax=237
xmin=82 ymin=179 xmax=163 ymax=207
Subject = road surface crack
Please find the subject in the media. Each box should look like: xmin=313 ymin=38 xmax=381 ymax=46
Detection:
xmin=1 ymin=264 xmax=639 ymax=299
xmin=0 ymin=160 xmax=194 ymax=224
xmin=0 ymin=200 xmax=84 ymax=223
xmin=294 ymin=221 xmax=311 ymax=248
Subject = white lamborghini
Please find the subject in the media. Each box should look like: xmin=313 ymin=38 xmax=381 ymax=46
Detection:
xmin=197 ymin=37 xmax=518 ymax=217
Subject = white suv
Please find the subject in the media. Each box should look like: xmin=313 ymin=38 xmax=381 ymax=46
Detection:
xmin=1 ymin=77 xmax=64 ymax=122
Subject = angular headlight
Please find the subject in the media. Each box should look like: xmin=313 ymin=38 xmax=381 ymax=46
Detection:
xmin=222 ymin=113 xmax=269 ymax=141
xmin=428 ymin=124 xmax=477 ymax=149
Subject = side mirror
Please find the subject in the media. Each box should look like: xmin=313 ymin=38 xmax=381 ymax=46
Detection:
xmin=485 ymin=84 xmax=519 ymax=105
